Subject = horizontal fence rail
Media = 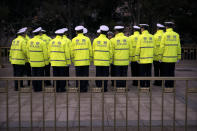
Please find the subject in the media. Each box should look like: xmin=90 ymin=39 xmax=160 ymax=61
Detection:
xmin=0 ymin=46 xmax=197 ymax=67
xmin=0 ymin=77 xmax=197 ymax=131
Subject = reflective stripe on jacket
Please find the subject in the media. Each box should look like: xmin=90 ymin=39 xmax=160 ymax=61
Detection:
xmin=129 ymin=31 xmax=140 ymax=62
xmin=153 ymin=30 xmax=164 ymax=61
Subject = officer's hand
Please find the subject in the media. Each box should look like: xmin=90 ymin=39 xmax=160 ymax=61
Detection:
xmin=159 ymin=60 xmax=162 ymax=63
xmin=177 ymin=60 xmax=180 ymax=63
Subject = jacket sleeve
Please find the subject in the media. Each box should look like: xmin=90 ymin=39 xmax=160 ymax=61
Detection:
xmin=65 ymin=40 xmax=71 ymax=65
xmin=26 ymin=41 xmax=30 ymax=62
xmin=92 ymin=39 xmax=96 ymax=60
xmin=177 ymin=34 xmax=181 ymax=60
xmin=128 ymin=37 xmax=133 ymax=62
xmin=159 ymin=34 xmax=166 ymax=61
xmin=21 ymin=40 xmax=27 ymax=62
xmin=110 ymin=38 xmax=115 ymax=63
xmin=9 ymin=40 xmax=14 ymax=63
xmin=135 ymin=36 xmax=141 ymax=61
xmin=88 ymin=38 xmax=93 ymax=62
xmin=109 ymin=40 xmax=113 ymax=64
xmin=42 ymin=41 xmax=48 ymax=65
xmin=48 ymin=41 xmax=52 ymax=62
xmin=71 ymin=39 xmax=75 ymax=62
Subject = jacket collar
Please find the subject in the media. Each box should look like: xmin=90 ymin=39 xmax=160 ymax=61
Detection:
xmin=142 ymin=30 xmax=149 ymax=34
xmin=55 ymin=35 xmax=62 ymax=39
xmin=99 ymin=34 xmax=107 ymax=38
xmin=77 ymin=33 xmax=84 ymax=37
xmin=134 ymin=31 xmax=140 ymax=35
xmin=115 ymin=32 xmax=124 ymax=37
xmin=166 ymin=28 xmax=173 ymax=32
xmin=157 ymin=30 xmax=164 ymax=34
xmin=34 ymin=35 xmax=41 ymax=39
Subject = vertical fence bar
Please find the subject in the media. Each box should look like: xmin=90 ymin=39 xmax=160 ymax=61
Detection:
xmin=18 ymin=80 xmax=21 ymax=131
xmin=161 ymin=80 xmax=164 ymax=131
xmin=78 ymin=80 xmax=80 ymax=131
xmin=173 ymin=81 xmax=176 ymax=131
xmin=150 ymin=82 xmax=152 ymax=131
xmin=6 ymin=80 xmax=9 ymax=131
xmin=114 ymin=80 xmax=116 ymax=131
xmin=66 ymin=80 xmax=69 ymax=131
xmin=126 ymin=80 xmax=128 ymax=131
xmin=102 ymin=80 xmax=104 ymax=131
xmin=90 ymin=80 xmax=92 ymax=131
xmin=42 ymin=80 xmax=45 ymax=131
xmin=137 ymin=80 xmax=140 ymax=131
xmin=0 ymin=47 xmax=2 ymax=68
xmin=30 ymin=80 xmax=33 ymax=131
xmin=185 ymin=80 xmax=188 ymax=131
xmin=54 ymin=80 xmax=57 ymax=131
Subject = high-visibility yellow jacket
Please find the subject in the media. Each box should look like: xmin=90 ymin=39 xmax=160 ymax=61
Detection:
xmin=48 ymin=35 xmax=71 ymax=66
xmin=40 ymin=34 xmax=51 ymax=65
xmin=26 ymin=35 xmax=48 ymax=67
xmin=153 ymin=30 xmax=164 ymax=61
xmin=129 ymin=31 xmax=140 ymax=62
xmin=62 ymin=35 xmax=72 ymax=65
xmin=25 ymin=35 xmax=31 ymax=41
xmin=111 ymin=33 xmax=131 ymax=66
xmin=9 ymin=35 xmax=27 ymax=65
xmin=93 ymin=34 xmax=112 ymax=66
xmin=159 ymin=28 xmax=181 ymax=62
xmin=135 ymin=30 xmax=155 ymax=64
xmin=71 ymin=33 xmax=92 ymax=66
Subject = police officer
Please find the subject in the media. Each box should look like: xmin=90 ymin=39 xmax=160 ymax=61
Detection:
xmin=153 ymin=24 xmax=165 ymax=86
xmin=10 ymin=28 xmax=27 ymax=91
xmin=40 ymin=29 xmax=52 ymax=86
xmin=135 ymin=24 xmax=155 ymax=87
xmin=27 ymin=27 xmax=48 ymax=92
xmin=71 ymin=26 xmax=92 ymax=92
xmin=129 ymin=25 xmax=141 ymax=86
xmin=93 ymin=25 xmax=112 ymax=92
xmin=111 ymin=25 xmax=131 ymax=88
xmin=160 ymin=22 xmax=181 ymax=88
xmin=48 ymin=28 xmax=71 ymax=92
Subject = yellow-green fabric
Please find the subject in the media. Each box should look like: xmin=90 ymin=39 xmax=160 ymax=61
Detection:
xmin=40 ymin=34 xmax=51 ymax=65
xmin=25 ymin=35 xmax=31 ymax=41
xmin=111 ymin=33 xmax=131 ymax=66
xmin=71 ymin=33 xmax=92 ymax=66
xmin=48 ymin=35 xmax=70 ymax=66
xmin=129 ymin=31 xmax=140 ymax=62
xmin=62 ymin=35 xmax=72 ymax=65
xmin=93 ymin=34 xmax=112 ymax=66
xmin=153 ymin=30 xmax=164 ymax=61
xmin=160 ymin=28 xmax=181 ymax=62
xmin=9 ymin=35 xmax=27 ymax=65
xmin=135 ymin=30 xmax=155 ymax=64
xmin=26 ymin=35 xmax=48 ymax=67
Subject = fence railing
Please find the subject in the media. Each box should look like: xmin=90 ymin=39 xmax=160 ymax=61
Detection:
xmin=0 ymin=46 xmax=197 ymax=67
xmin=0 ymin=77 xmax=197 ymax=131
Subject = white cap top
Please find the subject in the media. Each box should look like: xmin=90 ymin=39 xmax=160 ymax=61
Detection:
xmin=157 ymin=23 xmax=165 ymax=28
xmin=164 ymin=21 xmax=174 ymax=24
xmin=32 ymin=27 xmax=42 ymax=33
xmin=97 ymin=29 xmax=101 ymax=33
xmin=139 ymin=24 xmax=149 ymax=27
xmin=17 ymin=27 xmax=27 ymax=34
xmin=83 ymin=28 xmax=88 ymax=34
xmin=114 ymin=26 xmax=124 ymax=30
xmin=75 ymin=25 xmax=84 ymax=31
xmin=100 ymin=25 xmax=109 ymax=32
xmin=61 ymin=28 xmax=68 ymax=33
xmin=41 ymin=29 xmax=46 ymax=32
xmin=55 ymin=29 xmax=64 ymax=34
xmin=133 ymin=25 xmax=140 ymax=29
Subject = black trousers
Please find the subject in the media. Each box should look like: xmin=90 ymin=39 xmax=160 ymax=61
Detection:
xmin=32 ymin=67 xmax=44 ymax=92
xmin=153 ymin=61 xmax=162 ymax=85
xmin=75 ymin=66 xmax=89 ymax=92
xmin=131 ymin=62 xmax=139 ymax=86
xmin=65 ymin=66 xmax=70 ymax=76
xmin=53 ymin=66 xmax=67 ymax=92
xmin=139 ymin=64 xmax=152 ymax=87
xmin=44 ymin=64 xmax=51 ymax=86
xmin=13 ymin=64 xmax=25 ymax=91
xmin=160 ymin=62 xmax=175 ymax=87
xmin=96 ymin=66 xmax=109 ymax=91
xmin=25 ymin=62 xmax=31 ymax=86
xmin=110 ymin=64 xmax=115 ymax=86
xmin=114 ymin=66 xmax=128 ymax=87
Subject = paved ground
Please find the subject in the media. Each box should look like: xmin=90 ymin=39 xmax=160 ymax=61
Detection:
xmin=0 ymin=61 xmax=197 ymax=130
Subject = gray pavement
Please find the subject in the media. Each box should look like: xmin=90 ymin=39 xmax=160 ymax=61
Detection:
xmin=0 ymin=61 xmax=197 ymax=130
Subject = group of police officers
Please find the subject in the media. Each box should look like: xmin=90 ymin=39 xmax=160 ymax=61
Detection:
xmin=9 ymin=21 xmax=181 ymax=92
